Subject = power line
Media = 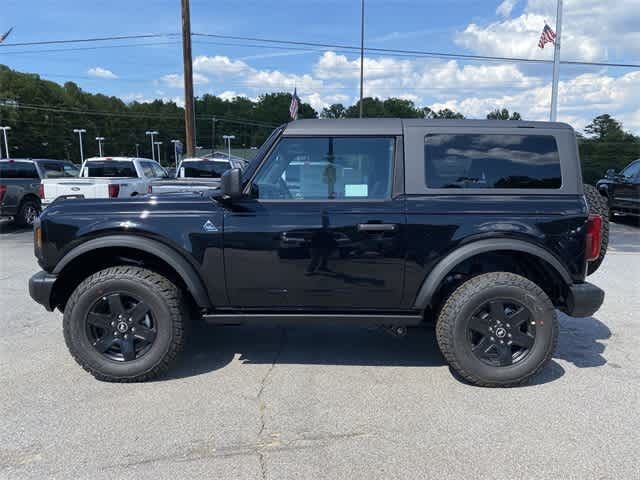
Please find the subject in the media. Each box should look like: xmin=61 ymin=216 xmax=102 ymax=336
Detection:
xmin=0 ymin=33 xmax=179 ymax=47
xmin=2 ymin=31 xmax=637 ymax=68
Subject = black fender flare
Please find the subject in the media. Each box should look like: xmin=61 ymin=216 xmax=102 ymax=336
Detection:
xmin=53 ymin=235 xmax=212 ymax=308
xmin=412 ymin=238 xmax=573 ymax=309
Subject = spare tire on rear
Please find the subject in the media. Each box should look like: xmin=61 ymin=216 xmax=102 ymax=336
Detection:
xmin=583 ymin=184 xmax=609 ymax=275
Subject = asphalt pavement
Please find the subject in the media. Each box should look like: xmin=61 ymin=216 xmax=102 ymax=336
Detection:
xmin=1 ymin=218 xmax=639 ymax=479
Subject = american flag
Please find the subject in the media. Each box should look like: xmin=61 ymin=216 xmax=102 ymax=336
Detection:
xmin=538 ymin=24 xmax=556 ymax=49
xmin=289 ymin=88 xmax=299 ymax=121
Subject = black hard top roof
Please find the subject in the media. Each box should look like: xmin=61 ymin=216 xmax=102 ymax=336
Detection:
xmin=283 ymin=118 xmax=573 ymax=136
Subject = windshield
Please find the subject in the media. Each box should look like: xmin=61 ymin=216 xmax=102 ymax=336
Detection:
xmin=182 ymin=161 xmax=231 ymax=178
xmin=84 ymin=161 xmax=137 ymax=177
xmin=40 ymin=162 xmax=79 ymax=178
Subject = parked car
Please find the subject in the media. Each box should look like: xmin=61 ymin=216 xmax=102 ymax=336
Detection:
xmin=29 ymin=119 xmax=605 ymax=387
xmin=41 ymin=157 xmax=168 ymax=206
xmin=0 ymin=158 xmax=79 ymax=226
xmin=150 ymin=157 xmax=231 ymax=194
xmin=596 ymin=159 xmax=640 ymax=219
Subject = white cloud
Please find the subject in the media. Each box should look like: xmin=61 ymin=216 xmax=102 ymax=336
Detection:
xmin=497 ymin=0 xmax=517 ymax=17
xmin=456 ymin=0 xmax=640 ymax=61
xmin=193 ymin=55 xmax=251 ymax=75
xmin=430 ymin=71 xmax=640 ymax=133
xmin=87 ymin=67 xmax=118 ymax=79
xmin=161 ymin=72 xmax=209 ymax=88
xmin=122 ymin=92 xmax=184 ymax=108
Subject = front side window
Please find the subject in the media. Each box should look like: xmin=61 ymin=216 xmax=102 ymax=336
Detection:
xmin=424 ymin=134 xmax=562 ymax=189
xmin=620 ymin=161 xmax=640 ymax=180
xmin=253 ymin=137 xmax=395 ymax=200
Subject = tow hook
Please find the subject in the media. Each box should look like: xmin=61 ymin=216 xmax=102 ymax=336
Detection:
xmin=386 ymin=325 xmax=408 ymax=338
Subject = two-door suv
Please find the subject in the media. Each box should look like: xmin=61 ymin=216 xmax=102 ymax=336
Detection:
xmin=29 ymin=119 xmax=605 ymax=387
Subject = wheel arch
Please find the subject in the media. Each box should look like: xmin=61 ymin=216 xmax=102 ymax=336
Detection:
xmin=52 ymin=235 xmax=211 ymax=311
xmin=413 ymin=239 xmax=573 ymax=311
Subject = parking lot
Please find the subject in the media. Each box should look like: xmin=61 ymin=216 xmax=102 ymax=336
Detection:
xmin=1 ymin=219 xmax=639 ymax=479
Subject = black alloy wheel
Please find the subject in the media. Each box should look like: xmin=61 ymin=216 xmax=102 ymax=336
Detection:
xmin=86 ymin=292 xmax=157 ymax=362
xmin=467 ymin=299 xmax=535 ymax=367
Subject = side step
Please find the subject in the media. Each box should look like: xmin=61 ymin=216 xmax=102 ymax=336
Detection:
xmin=202 ymin=313 xmax=423 ymax=327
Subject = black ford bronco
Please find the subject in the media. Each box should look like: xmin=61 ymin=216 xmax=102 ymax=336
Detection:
xmin=29 ymin=119 xmax=605 ymax=387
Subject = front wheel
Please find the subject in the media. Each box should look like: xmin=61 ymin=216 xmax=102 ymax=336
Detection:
xmin=436 ymin=272 xmax=558 ymax=387
xmin=63 ymin=266 xmax=187 ymax=382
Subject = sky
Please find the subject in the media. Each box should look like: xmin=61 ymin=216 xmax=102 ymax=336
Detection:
xmin=2 ymin=0 xmax=640 ymax=133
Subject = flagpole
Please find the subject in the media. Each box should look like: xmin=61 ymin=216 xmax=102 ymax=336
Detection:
xmin=550 ymin=0 xmax=563 ymax=121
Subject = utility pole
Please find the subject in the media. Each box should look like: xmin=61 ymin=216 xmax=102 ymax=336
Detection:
xmin=550 ymin=0 xmax=563 ymax=121
xmin=135 ymin=143 xmax=140 ymax=157
xmin=145 ymin=130 xmax=158 ymax=161
xmin=0 ymin=126 xmax=10 ymax=158
xmin=181 ymin=0 xmax=196 ymax=157
xmin=95 ymin=136 xmax=105 ymax=157
xmin=359 ymin=0 xmax=365 ymax=118
xmin=73 ymin=128 xmax=86 ymax=163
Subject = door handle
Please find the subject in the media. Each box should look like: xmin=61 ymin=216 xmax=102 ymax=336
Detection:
xmin=357 ymin=223 xmax=397 ymax=232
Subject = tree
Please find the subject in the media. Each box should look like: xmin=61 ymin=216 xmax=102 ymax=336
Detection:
xmin=584 ymin=114 xmax=625 ymax=141
xmin=423 ymin=107 xmax=465 ymax=119
xmin=321 ymin=103 xmax=346 ymax=119
xmin=486 ymin=108 xmax=521 ymax=120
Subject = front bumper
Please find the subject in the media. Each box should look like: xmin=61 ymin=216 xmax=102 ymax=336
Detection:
xmin=29 ymin=270 xmax=57 ymax=311
xmin=564 ymin=282 xmax=605 ymax=317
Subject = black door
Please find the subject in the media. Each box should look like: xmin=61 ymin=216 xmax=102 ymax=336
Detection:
xmin=223 ymin=136 xmax=405 ymax=310
xmin=611 ymin=160 xmax=640 ymax=214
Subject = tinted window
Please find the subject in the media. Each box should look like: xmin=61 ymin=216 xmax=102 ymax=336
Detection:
xmin=183 ymin=161 xmax=231 ymax=178
xmin=253 ymin=137 xmax=394 ymax=200
xmin=39 ymin=162 xmax=79 ymax=178
xmin=0 ymin=162 xmax=39 ymax=179
xmin=85 ymin=161 xmax=137 ymax=177
xmin=620 ymin=161 xmax=640 ymax=179
xmin=424 ymin=134 xmax=561 ymax=189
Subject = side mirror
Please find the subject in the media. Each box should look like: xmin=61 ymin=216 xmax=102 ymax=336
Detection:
xmin=606 ymin=169 xmax=617 ymax=178
xmin=220 ymin=167 xmax=242 ymax=200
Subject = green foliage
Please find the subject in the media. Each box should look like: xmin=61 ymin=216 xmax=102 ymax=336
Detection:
xmin=424 ymin=107 xmax=465 ymax=119
xmin=486 ymin=108 xmax=521 ymax=120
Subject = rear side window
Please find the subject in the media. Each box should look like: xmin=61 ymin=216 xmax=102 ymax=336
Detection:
xmin=39 ymin=162 xmax=79 ymax=178
xmin=183 ymin=161 xmax=231 ymax=178
xmin=0 ymin=162 xmax=39 ymax=179
xmin=85 ymin=161 xmax=137 ymax=177
xmin=424 ymin=134 xmax=562 ymax=189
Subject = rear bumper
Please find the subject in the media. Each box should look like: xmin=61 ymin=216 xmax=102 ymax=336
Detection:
xmin=563 ymin=282 xmax=605 ymax=317
xmin=28 ymin=270 xmax=57 ymax=311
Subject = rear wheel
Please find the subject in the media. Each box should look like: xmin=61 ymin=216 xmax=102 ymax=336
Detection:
xmin=63 ymin=266 xmax=187 ymax=382
xmin=15 ymin=199 xmax=40 ymax=226
xmin=436 ymin=272 xmax=558 ymax=387
xmin=584 ymin=184 xmax=609 ymax=275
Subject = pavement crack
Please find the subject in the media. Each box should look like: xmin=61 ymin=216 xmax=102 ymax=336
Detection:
xmin=256 ymin=328 xmax=287 ymax=480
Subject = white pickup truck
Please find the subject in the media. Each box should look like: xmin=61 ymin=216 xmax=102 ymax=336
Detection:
xmin=41 ymin=157 xmax=168 ymax=206
xmin=149 ymin=157 xmax=233 ymax=194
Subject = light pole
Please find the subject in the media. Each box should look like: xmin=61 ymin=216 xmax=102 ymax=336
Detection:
xmin=135 ymin=143 xmax=140 ymax=157
xmin=222 ymin=135 xmax=235 ymax=162
xmin=154 ymin=141 xmax=163 ymax=164
xmin=171 ymin=139 xmax=181 ymax=169
xmin=73 ymin=128 xmax=86 ymax=163
xmin=145 ymin=130 xmax=159 ymax=161
xmin=0 ymin=126 xmax=11 ymax=159
xmin=95 ymin=136 xmax=105 ymax=157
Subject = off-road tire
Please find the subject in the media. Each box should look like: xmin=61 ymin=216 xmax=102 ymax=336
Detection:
xmin=584 ymin=183 xmax=609 ymax=275
xmin=14 ymin=198 xmax=41 ymax=227
xmin=436 ymin=272 xmax=558 ymax=387
xmin=63 ymin=266 xmax=187 ymax=382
